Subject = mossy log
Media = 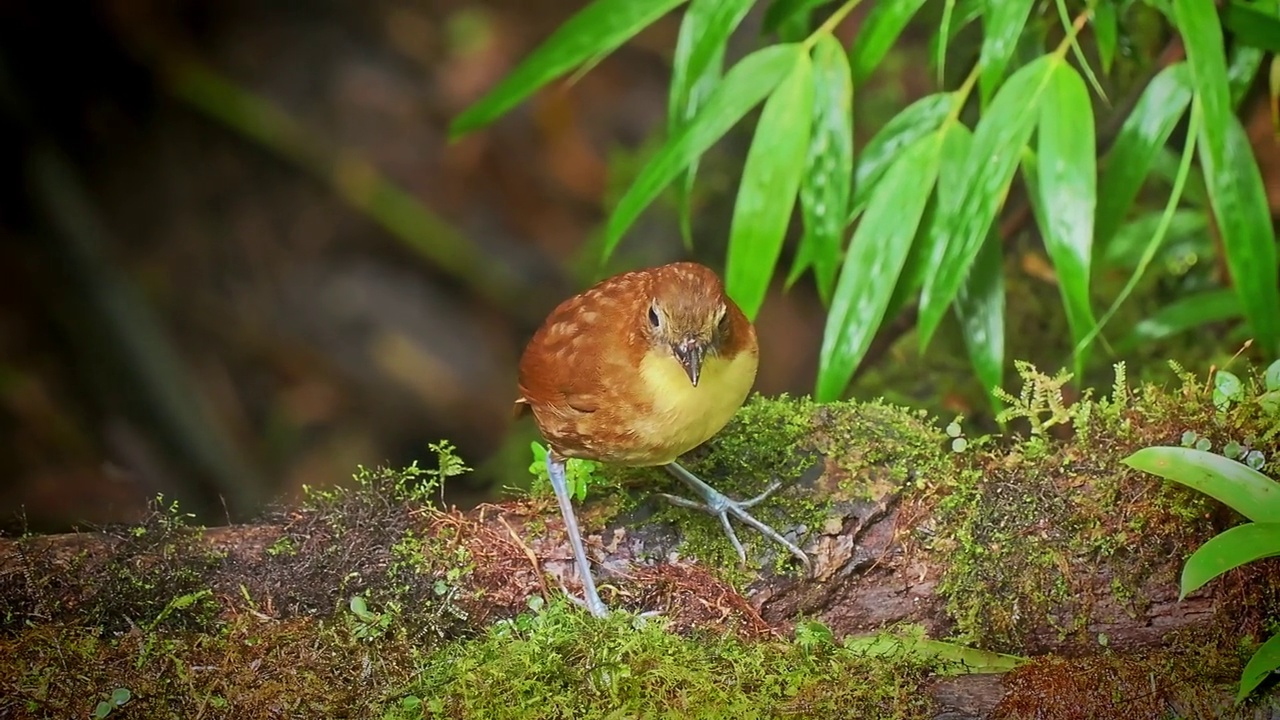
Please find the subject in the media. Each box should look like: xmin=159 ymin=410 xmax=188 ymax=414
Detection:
xmin=2 ymin=369 xmax=1279 ymax=719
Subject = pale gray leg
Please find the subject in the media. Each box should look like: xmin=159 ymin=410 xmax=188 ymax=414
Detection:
xmin=547 ymin=454 xmax=609 ymax=617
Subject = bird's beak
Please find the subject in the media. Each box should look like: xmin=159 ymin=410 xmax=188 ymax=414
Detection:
xmin=673 ymin=338 xmax=705 ymax=387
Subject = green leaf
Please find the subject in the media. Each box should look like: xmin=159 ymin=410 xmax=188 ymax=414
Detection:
xmin=1079 ymin=104 xmax=1201 ymax=356
xmin=1227 ymin=43 xmax=1267 ymax=108
xmin=1095 ymin=63 xmax=1193 ymax=253
xmin=450 ymin=0 xmax=687 ymax=136
xmin=977 ymin=0 xmax=1037 ymax=105
xmin=1094 ymin=2 xmax=1119 ymax=74
xmin=603 ymin=44 xmax=803 ymax=259
xmin=793 ymin=34 xmax=855 ymax=303
xmin=1266 ymin=358 xmax=1280 ymax=391
xmin=850 ymin=0 xmax=930 ymax=84
xmin=1035 ymin=63 xmax=1098 ymax=378
xmin=931 ymin=0 xmax=983 ymax=84
xmin=1102 ymin=209 xmax=1207 ymax=270
xmin=887 ymin=122 xmax=973 ymax=320
xmin=762 ymin=0 xmax=834 ymax=33
xmin=1238 ymin=630 xmax=1280 ymax=703
xmin=1177 ymin=0 xmax=1280 ymax=354
xmin=669 ymin=0 xmax=756 ymax=245
xmin=725 ymin=52 xmax=815 ymax=320
xmin=1123 ymin=446 xmax=1280 ymax=522
xmin=850 ymin=93 xmax=955 ymax=219
xmin=1114 ymin=289 xmax=1242 ymax=352
xmin=1223 ymin=0 xmax=1280 ymax=54
xmin=954 ymin=233 xmax=1005 ymax=413
xmin=816 ymin=132 xmax=943 ymax=401
xmin=1180 ymin=522 xmax=1280 ymax=598
xmin=919 ymin=56 xmax=1053 ymax=346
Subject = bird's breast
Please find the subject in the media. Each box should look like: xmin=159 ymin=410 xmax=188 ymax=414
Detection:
xmin=630 ymin=346 xmax=758 ymax=465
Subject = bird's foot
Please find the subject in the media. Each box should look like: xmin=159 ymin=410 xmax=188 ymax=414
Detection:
xmin=659 ymin=462 xmax=811 ymax=572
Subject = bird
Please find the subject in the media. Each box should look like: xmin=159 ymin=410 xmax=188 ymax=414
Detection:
xmin=515 ymin=261 xmax=810 ymax=617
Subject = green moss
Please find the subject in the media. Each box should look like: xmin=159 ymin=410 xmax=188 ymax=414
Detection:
xmin=926 ymin=360 xmax=1280 ymax=652
xmin=623 ymin=393 xmax=945 ymax=582
xmin=391 ymin=600 xmax=936 ymax=719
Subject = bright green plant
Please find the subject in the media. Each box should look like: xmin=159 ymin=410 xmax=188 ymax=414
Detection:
xmin=528 ymin=442 xmax=603 ymax=501
xmin=450 ymin=0 xmax=1280 ymax=410
xmin=92 ymin=688 xmax=132 ymax=718
xmin=1123 ymin=445 xmax=1280 ymax=702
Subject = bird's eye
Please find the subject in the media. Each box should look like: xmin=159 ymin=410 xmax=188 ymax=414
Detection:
xmin=648 ymin=304 xmax=661 ymax=328
xmin=717 ymin=307 xmax=729 ymax=330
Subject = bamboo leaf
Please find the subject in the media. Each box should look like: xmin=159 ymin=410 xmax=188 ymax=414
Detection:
xmin=954 ymin=233 xmax=1005 ymax=412
xmin=918 ymin=56 xmax=1053 ymax=346
xmin=1095 ymin=64 xmax=1194 ymax=252
xmin=1223 ymin=0 xmax=1280 ymax=53
xmin=725 ymin=53 xmax=815 ymax=320
xmin=451 ymin=0 xmax=687 ymax=136
xmin=817 ymin=132 xmax=942 ymax=401
xmin=670 ymin=0 xmax=756 ymax=245
xmin=850 ymin=0 xmax=930 ymax=84
xmin=978 ymin=0 xmax=1037 ymax=104
xmin=793 ymin=33 xmax=855 ymax=302
xmin=1176 ymin=0 xmax=1280 ymax=354
xmin=603 ymin=44 xmax=803 ymax=259
xmin=763 ymin=0 xmax=834 ymax=33
xmin=850 ymin=92 xmax=955 ymax=219
xmin=1094 ymin=2 xmax=1118 ymax=74
xmin=1115 ymin=289 xmax=1242 ymax=352
xmin=886 ymin=122 xmax=973 ymax=321
xmin=1035 ymin=63 xmax=1098 ymax=378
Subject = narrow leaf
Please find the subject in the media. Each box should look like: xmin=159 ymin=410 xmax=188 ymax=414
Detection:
xmin=603 ymin=44 xmax=802 ymax=259
xmin=763 ymin=0 xmax=834 ymax=33
xmin=1036 ymin=63 xmax=1098 ymax=378
xmin=954 ymin=233 xmax=1005 ymax=413
xmin=1238 ymin=630 xmax=1280 ymax=702
xmin=669 ymin=0 xmax=755 ymax=245
xmin=850 ymin=0 xmax=930 ymax=84
xmin=1095 ymin=63 xmax=1193 ymax=252
xmin=1223 ymin=0 xmax=1280 ymax=53
xmin=451 ymin=0 xmax=686 ymax=136
xmin=817 ymin=133 xmax=943 ymax=401
xmin=1177 ymin=0 xmax=1280 ymax=354
xmin=919 ymin=56 xmax=1054 ymax=346
xmin=1094 ymin=2 xmax=1118 ymax=74
xmin=1227 ymin=43 xmax=1266 ymax=108
xmin=886 ymin=122 xmax=972 ymax=321
xmin=794 ymin=34 xmax=855 ymax=302
xmin=1123 ymin=446 xmax=1280 ymax=522
xmin=977 ymin=0 xmax=1037 ymax=105
xmin=1180 ymin=522 xmax=1280 ymax=598
xmin=1080 ymin=105 xmax=1200 ymax=357
xmin=725 ymin=53 xmax=815 ymax=320
xmin=1115 ymin=289 xmax=1242 ymax=352
xmin=850 ymin=93 xmax=955 ymax=219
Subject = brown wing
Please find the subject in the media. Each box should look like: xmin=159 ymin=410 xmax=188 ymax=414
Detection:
xmin=516 ymin=269 xmax=650 ymax=456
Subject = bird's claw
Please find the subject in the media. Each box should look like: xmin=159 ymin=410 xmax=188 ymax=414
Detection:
xmin=657 ymin=463 xmax=811 ymax=573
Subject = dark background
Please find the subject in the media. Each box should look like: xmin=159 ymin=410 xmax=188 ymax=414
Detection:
xmin=0 ymin=0 xmax=1272 ymax=532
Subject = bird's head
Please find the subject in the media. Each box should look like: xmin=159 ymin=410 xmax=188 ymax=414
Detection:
xmin=642 ymin=263 xmax=741 ymax=387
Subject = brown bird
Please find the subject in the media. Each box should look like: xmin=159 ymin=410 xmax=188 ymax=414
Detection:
xmin=516 ymin=261 xmax=810 ymax=617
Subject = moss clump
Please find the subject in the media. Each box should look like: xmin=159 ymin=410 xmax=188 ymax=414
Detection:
xmin=393 ymin=599 xmax=936 ymax=719
xmin=620 ymin=393 xmax=944 ymax=582
xmin=925 ymin=361 xmax=1280 ymax=653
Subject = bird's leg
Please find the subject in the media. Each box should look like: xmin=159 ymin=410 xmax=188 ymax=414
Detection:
xmin=658 ymin=461 xmax=811 ymax=571
xmin=546 ymin=453 xmax=610 ymax=618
